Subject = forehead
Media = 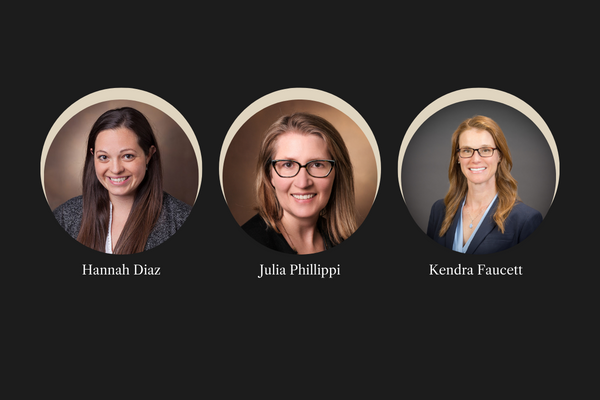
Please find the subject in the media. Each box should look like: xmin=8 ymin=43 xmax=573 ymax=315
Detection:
xmin=95 ymin=127 xmax=140 ymax=149
xmin=458 ymin=128 xmax=495 ymax=147
xmin=273 ymin=131 xmax=330 ymax=158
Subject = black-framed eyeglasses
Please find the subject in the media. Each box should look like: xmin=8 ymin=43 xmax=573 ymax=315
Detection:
xmin=457 ymin=147 xmax=497 ymax=158
xmin=271 ymin=159 xmax=336 ymax=178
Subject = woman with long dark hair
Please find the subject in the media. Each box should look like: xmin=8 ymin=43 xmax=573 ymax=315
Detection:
xmin=427 ymin=115 xmax=542 ymax=254
xmin=53 ymin=107 xmax=191 ymax=254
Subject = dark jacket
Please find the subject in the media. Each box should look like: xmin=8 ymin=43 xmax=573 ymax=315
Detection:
xmin=427 ymin=197 xmax=542 ymax=254
xmin=52 ymin=192 xmax=191 ymax=251
xmin=242 ymin=214 xmax=334 ymax=254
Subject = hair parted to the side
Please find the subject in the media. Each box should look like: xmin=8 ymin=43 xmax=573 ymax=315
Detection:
xmin=440 ymin=115 xmax=519 ymax=237
xmin=254 ymin=112 xmax=357 ymax=245
xmin=77 ymin=107 xmax=163 ymax=254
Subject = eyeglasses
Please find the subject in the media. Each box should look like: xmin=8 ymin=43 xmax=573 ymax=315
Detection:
xmin=457 ymin=147 xmax=497 ymax=158
xmin=271 ymin=159 xmax=335 ymax=178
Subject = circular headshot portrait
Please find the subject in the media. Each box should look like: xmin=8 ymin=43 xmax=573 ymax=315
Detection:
xmin=220 ymin=88 xmax=380 ymax=255
xmin=41 ymin=88 xmax=201 ymax=254
xmin=399 ymin=88 xmax=558 ymax=255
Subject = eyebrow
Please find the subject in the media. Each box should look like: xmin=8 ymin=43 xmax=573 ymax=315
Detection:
xmin=95 ymin=148 xmax=139 ymax=154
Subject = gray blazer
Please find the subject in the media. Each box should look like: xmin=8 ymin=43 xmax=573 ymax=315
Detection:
xmin=53 ymin=192 xmax=191 ymax=251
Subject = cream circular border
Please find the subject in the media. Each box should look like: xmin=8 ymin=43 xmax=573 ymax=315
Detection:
xmin=40 ymin=87 xmax=202 ymax=200
xmin=398 ymin=87 xmax=559 ymax=202
xmin=219 ymin=87 xmax=381 ymax=199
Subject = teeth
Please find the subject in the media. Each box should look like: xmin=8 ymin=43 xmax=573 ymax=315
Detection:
xmin=110 ymin=177 xmax=127 ymax=182
xmin=292 ymin=194 xmax=315 ymax=200
xmin=470 ymin=168 xmax=486 ymax=171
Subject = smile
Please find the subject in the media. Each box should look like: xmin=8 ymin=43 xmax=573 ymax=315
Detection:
xmin=292 ymin=194 xmax=315 ymax=200
xmin=109 ymin=176 xmax=129 ymax=183
xmin=469 ymin=167 xmax=486 ymax=172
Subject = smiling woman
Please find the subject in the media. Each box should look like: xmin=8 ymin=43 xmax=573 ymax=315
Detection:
xmin=426 ymin=115 xmax=543 ymax=254
xmin=51 ymin=107 xmax=192 ymax=254
xmin=241 ymin=112 xmax=357 ymax=255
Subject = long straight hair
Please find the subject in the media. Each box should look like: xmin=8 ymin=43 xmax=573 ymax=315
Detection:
xmin=255 ymin=112 xmax=357 ymax=245
xmin=440 ymin=115 xmax=519 ymax=236
xmin=77 ymin=107 xmax=163 ymax=254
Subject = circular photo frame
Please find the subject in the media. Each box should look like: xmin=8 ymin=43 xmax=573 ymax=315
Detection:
xmin=399 ymin=88 xmax=558 ymax=254
xmin=220 ymin=88 xmax=380 ymax=254
xmin=41 ymin=88 xmax=201 ymax=253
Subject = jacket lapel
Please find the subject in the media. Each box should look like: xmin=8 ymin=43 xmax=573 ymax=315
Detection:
xmin=446 ymin=208 xmax=461 ymax=249
xmin=466 ymin=197 xmax=499 ymax=254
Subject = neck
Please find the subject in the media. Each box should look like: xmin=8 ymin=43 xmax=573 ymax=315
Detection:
xmin=279 ymin=214 xmax=322 ymax=253
xmin=466 ymin=183 xmax=497 ymax=209
xmin=108 ymin=194 xmax=135 ymax=214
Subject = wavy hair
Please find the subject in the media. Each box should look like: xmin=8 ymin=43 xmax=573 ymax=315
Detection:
xmin=440 ymin=115 xmax=519 ymax=236
xmin=77 ymin=107 xmax=163 ymax=254
xmin=254 ymin=112 xmax=357 ymax=245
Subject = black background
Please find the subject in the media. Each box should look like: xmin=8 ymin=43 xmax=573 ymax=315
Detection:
xmin=6 ymin=5 xmax=594 ymax=396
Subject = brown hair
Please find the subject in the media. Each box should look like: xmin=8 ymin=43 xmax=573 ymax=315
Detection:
xmin=77 ymin=107 xmax=163 ymax=254
xmin=440 ymin=115 xmax=519 ymax=236
xmin=254 ymin=112 xmax=357 ymax=245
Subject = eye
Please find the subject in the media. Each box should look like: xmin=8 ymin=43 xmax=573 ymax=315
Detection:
xmin=123 ymin=154 xmax=135 ymax=160
xmin=480 ymin=148 xmax=493 ymax=155
xmin=97 ymin=154 xmax=108 ymax=161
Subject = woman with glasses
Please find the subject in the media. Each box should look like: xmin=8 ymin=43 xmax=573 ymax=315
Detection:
xmin=242 ymin=112 xmax=357 ymax=254
xmin=427 ymin=115 xmax=542 ymax=254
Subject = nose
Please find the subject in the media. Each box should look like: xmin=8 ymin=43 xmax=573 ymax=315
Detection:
xmin=293 ymin=167 xmax=313 ymax=188
xmin=109 ymin=158 xmax=124 ymax=174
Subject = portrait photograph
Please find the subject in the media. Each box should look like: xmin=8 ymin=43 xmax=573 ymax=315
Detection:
xmin=399 ymin=88 xmax=558 ymax=255
xmin=220 ymin=88 xmax=380 ymax=255
xmin=41 ymin=88 xmax=201 ymax=254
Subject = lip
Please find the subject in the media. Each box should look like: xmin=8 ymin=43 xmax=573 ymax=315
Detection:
xmin=291 ymin=193 xmax=316 ymax=201
xmin=108 ymin=176 xmax=131 ymax=185
xmin=468 ymin=167 xmax=487 ymax=173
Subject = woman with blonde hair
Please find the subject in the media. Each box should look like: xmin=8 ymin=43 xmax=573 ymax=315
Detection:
xmin=242 ymin=112 xmax=357 ymax=254
xmin=427 ymin=115 xmax=542 ymax=254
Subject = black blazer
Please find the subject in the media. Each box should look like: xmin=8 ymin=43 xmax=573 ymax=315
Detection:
xmin=427 ymin=197 xmax=542 ymax=254
xmin=242 ymin=214 xmax=334 ymax=254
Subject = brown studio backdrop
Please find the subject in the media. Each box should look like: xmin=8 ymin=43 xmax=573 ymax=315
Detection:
xmin=44 ymin=100 xmax=199 ymax=210
xmin=223 ymin=100 xmax=378 ymax=229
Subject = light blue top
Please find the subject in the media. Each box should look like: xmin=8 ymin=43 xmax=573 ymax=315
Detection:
xmin=452 ymin=194 xmax=498 ymax=253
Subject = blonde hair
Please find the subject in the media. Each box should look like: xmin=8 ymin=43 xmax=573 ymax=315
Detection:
xmin=440 ymin=115 xmax=519 ymax=236
xmin=254 ymin=112 xmax=357 ymax=245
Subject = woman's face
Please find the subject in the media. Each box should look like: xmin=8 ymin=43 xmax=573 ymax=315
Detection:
xmin=457 ymin=128 xmax=501 ymax=189
xmin=93 ymin=127 xmax=155 ymax=201
xmin=270 ymin=132 xmax=335 ymax=224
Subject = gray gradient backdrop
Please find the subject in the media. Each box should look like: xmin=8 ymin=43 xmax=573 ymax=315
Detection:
xmin=401 ymin=100 xmax=556 ymax=234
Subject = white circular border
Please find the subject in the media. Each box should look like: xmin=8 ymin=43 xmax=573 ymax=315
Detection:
xmin=219 ymin=87 xmax=381 ymax=200
xmin=398 ymin=87 xmax=559 ymax=202
xmin=40 ymin=87 xmax=202 ymax=201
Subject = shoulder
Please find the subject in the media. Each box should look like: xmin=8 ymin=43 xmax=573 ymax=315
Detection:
xmin=507 ymin=201 xmax=543 ymax=238
xmin=427 ymin=198 xmax=447 ymax=238
xmin=52 ymin=195 xmax=83 ymax=237
xmin=430 ymin=198 xmax=446 ymax=214
xmin=161 ymin=192 xmax=192 ymax=222
xmin=511 ymin=201 xmax=542 ymax=219
xmin=241 ymin=214 xmax=270 ymax=236
xmin=241 ymin=214 xmax=294 ymax=253
xmin=145 ymin=192 xmax=192 ymax=250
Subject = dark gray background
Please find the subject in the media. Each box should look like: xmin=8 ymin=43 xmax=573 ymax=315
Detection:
xmin=401 ymin=100 xmax=556 ymax=234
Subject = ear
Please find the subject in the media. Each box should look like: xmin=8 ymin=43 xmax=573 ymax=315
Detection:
xmin=147 ymin=145 xmax=156 ymax=161
xmin=90 ymin=148 xmax=94 ymax=155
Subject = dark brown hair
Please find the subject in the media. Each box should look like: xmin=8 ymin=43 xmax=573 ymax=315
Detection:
xmin=77 ymin=107 xmax=163 ymax=253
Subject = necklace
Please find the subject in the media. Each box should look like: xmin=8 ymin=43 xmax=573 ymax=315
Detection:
xmin=464 ymin=194 xmax=496 ymax=229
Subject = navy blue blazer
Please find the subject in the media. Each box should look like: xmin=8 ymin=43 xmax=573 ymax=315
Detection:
xmin=427 ymin=197 xmax=542 ymax=254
